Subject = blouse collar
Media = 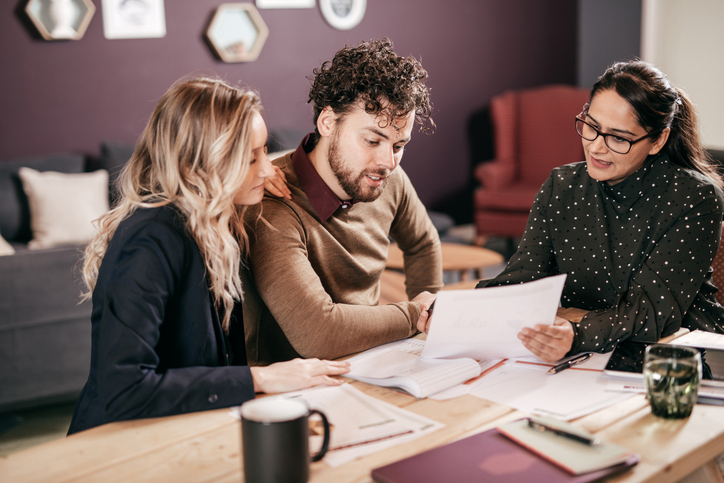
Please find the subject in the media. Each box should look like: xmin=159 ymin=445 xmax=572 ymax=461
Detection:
xmin=597 ymin=153 xmax=668 ymax=215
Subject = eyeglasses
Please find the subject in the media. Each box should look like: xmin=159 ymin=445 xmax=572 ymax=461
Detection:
xmin=574 ymin=117 xmax=655 ymax=154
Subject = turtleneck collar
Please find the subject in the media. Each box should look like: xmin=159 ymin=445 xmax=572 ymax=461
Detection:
xmin=595 ymin=153 xmax=668 ymax=216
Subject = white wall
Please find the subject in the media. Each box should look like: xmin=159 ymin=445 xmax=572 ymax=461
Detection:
xmin=642 ymin=0 xmax=724 ymax=150
xmin=577 ymin=0 xmax=641 ymax=89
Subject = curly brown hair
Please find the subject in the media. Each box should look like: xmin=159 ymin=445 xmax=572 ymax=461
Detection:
xmin=308 ymin=38 xmax=434 ymax=137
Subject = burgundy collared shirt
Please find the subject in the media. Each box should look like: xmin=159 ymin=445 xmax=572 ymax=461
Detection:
xmin=291 ymin=134 xmax=354 ymax=223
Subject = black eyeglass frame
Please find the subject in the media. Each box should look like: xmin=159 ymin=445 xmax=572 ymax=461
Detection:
xmin=574 ymin=116 xmax=656 ymax=155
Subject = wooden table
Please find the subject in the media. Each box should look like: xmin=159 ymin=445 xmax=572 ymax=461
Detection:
xmin=2 ymin=367 xmax=723 ymax=482
xmin=379 ymin=270 xmax=481 ymax=305
xmin=387 ymin=242 xmax=505 ymax=281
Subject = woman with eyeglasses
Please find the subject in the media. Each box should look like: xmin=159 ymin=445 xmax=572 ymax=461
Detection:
xmin=478 ymin=60 xmax=724 ymax=362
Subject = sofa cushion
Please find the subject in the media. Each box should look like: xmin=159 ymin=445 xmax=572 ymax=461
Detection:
xmin=98 ymin=142 xmax=135 ymax=204
xmin=18 ymin=167 xmax=109 ymax=249
xmin=0 ymin=155 xmax=86 ymax=243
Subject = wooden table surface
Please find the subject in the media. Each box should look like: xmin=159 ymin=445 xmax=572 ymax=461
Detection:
xmin=2 ymin=356 xmax=723 ymax=482
xmin=387 ymin=242 xmax=504 ymax=281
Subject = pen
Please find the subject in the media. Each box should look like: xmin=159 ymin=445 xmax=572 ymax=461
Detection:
xmin=527 ymin=418 xmax=601 ymax=446
xmin=546 ymin=352 xmax=593 ymax=375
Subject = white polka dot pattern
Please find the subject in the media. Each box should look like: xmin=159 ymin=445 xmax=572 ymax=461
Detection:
xmin=485 ymin=154 xmax=724 ymax=354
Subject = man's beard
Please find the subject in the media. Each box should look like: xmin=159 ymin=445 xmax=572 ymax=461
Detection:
xmin=328 ymin=133 xmax=389 ymax=202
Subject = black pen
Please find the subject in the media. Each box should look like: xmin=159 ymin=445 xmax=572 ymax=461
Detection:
xmin=546 ymin=352 xmax=593 ymax=375
xmin=527 ymin=418 xmax=601 ymax=446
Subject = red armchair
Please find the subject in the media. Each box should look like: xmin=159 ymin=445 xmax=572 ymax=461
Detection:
xmin=473 ymin=85 xmax=590 ymax=242
xmin=711 ymin=224 xmax=724 ymax=305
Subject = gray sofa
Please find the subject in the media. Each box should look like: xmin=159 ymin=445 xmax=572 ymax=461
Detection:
xmin=0 ymin=145 xmax=131 ymax=412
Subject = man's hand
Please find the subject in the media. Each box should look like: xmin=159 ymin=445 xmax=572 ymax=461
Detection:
xmin=517 ymin=316 xmax=574 ymax=363
xmin=250 ymin=358 xmax=350 ymax=394
xmin=264 ymin=165 xmax=292 ymax=199
xmin=412 ymin=291 xmax=436 ymax=333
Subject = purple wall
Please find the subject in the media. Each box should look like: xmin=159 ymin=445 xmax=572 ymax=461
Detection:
xmin=1 ymin=0 xmax=577 ymax=222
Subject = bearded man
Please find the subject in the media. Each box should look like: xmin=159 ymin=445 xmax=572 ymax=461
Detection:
xmin=240 ymin=39 xmax=443 ymax=364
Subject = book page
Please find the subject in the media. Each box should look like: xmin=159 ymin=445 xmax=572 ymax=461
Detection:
xmin=422 ymin=274 xmax=567 ymax=360
xmin=347 ymin=339 xmax=426 ymax=378
xmin=347 ymin=339 xmax=481 ymax=397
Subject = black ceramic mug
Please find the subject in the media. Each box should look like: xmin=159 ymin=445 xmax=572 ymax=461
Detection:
xmin=241 ymin=397 xmax=330 ymax=483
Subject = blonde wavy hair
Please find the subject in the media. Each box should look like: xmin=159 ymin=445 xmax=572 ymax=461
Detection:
xmin=82 ymin=77 xmax=262 ymax=332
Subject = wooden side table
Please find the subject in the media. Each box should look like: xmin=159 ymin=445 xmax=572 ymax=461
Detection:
xmin=387 ymin=242 xmax=505 ymax=281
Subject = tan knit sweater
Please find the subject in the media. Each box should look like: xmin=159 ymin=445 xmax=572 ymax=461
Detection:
xmin=241 ymin=152 xmax=443 ymax=365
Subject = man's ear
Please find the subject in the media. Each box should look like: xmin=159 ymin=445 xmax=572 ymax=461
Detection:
xmin=316 ymin=107 xmax=337 ymax=138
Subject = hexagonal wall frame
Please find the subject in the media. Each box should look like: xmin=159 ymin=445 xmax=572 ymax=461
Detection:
xmin=26 ymin=0 xmax=96 ymax=41
xmin=205 ymin=3 xmax=269 ymax=63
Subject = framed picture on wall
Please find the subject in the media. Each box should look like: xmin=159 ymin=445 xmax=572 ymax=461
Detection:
xmin=319 ymin=0 xmax=365 ymax=30
xmin=205 ymin=3 xmax=269 ymax=63
xmin=101 ymin=0 xmax=166 ymax=39
xmin=25 ymin=0 xmax=96 ymax=41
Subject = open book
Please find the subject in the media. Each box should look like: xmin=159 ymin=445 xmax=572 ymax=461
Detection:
xmin=349 ymin=274 xmax=568 ymax=398
xmin=346 ymin=338 xmax=482 ymax=398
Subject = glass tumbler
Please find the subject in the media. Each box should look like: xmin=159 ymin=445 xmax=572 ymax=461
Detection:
xmin=643 ymin=344 xmax=702 ymax=419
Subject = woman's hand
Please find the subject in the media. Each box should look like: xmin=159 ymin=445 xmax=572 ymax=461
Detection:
xmin=250 ymin=358 xmax=350 ymax=394
xmin=518 ymin=316 xmax=574 ymax=363
xmin=557 ymin=306 xmax=588 ymax=323
xmin=264 ymin=165 xmax=292 ymax=199
xmin=412 ymin=291 xmax=436 ymax=334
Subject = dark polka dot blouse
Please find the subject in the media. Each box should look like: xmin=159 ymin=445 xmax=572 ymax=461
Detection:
xmin=484 ymin=153 xmax=724 ymax=354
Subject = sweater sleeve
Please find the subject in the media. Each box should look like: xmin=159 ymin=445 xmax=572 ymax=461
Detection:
xmin=94 ymin=220 xmax=255 ymax=423
xmin=570 ymin=185 xmax=724 ymax=354
xmin=247 ymin=200 xmax=420 ymax=360
xmin=389 ymin=168 xmax=444 ymax=299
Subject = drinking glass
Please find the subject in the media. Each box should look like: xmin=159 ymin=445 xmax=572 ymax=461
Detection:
xmin=643 ymin=344 xmax=702 ymax=419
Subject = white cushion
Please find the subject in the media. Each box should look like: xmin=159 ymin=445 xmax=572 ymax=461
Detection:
xmin=0 ymin=232 xmax=14 ymax=256
xmin=19 ymin=167 xmax=109 ymax=249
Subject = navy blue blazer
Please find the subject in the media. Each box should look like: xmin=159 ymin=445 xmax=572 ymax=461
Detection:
xmin=68 ymin=205 xmax=255 ymax=434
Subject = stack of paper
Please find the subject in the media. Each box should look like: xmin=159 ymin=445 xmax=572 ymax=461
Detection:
xmin=232 ymin=384 xmax=444 ymax=467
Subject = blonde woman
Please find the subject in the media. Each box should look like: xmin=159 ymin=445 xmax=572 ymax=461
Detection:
xmin=68 ymin=78 xmax=349 ymax=434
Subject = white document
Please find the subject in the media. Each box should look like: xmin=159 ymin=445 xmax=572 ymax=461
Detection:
xmin=671 ymin=329 xmax=724 ymax=349
xmin=230 ymin=384 xmax=443 ymax=467
xmin=468 ymin=356 xmax=634 ymax=420
xmin=422 ymin=274 xmax=567 ymax=360
xmin=280 ymin=383 xmax=444 ymax=467
xmin=606 ymin=380 xmax=724 ymax=400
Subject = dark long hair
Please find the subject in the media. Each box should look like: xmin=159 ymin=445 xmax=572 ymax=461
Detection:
xmin=590 ymin=60 xmax=723 ymax=190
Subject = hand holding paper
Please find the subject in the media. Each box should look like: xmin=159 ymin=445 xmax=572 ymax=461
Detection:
xmin=518 ymin=315 xmax=576 ymax=363
xmin=421 ymin=274 xmax=567 ymax=360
